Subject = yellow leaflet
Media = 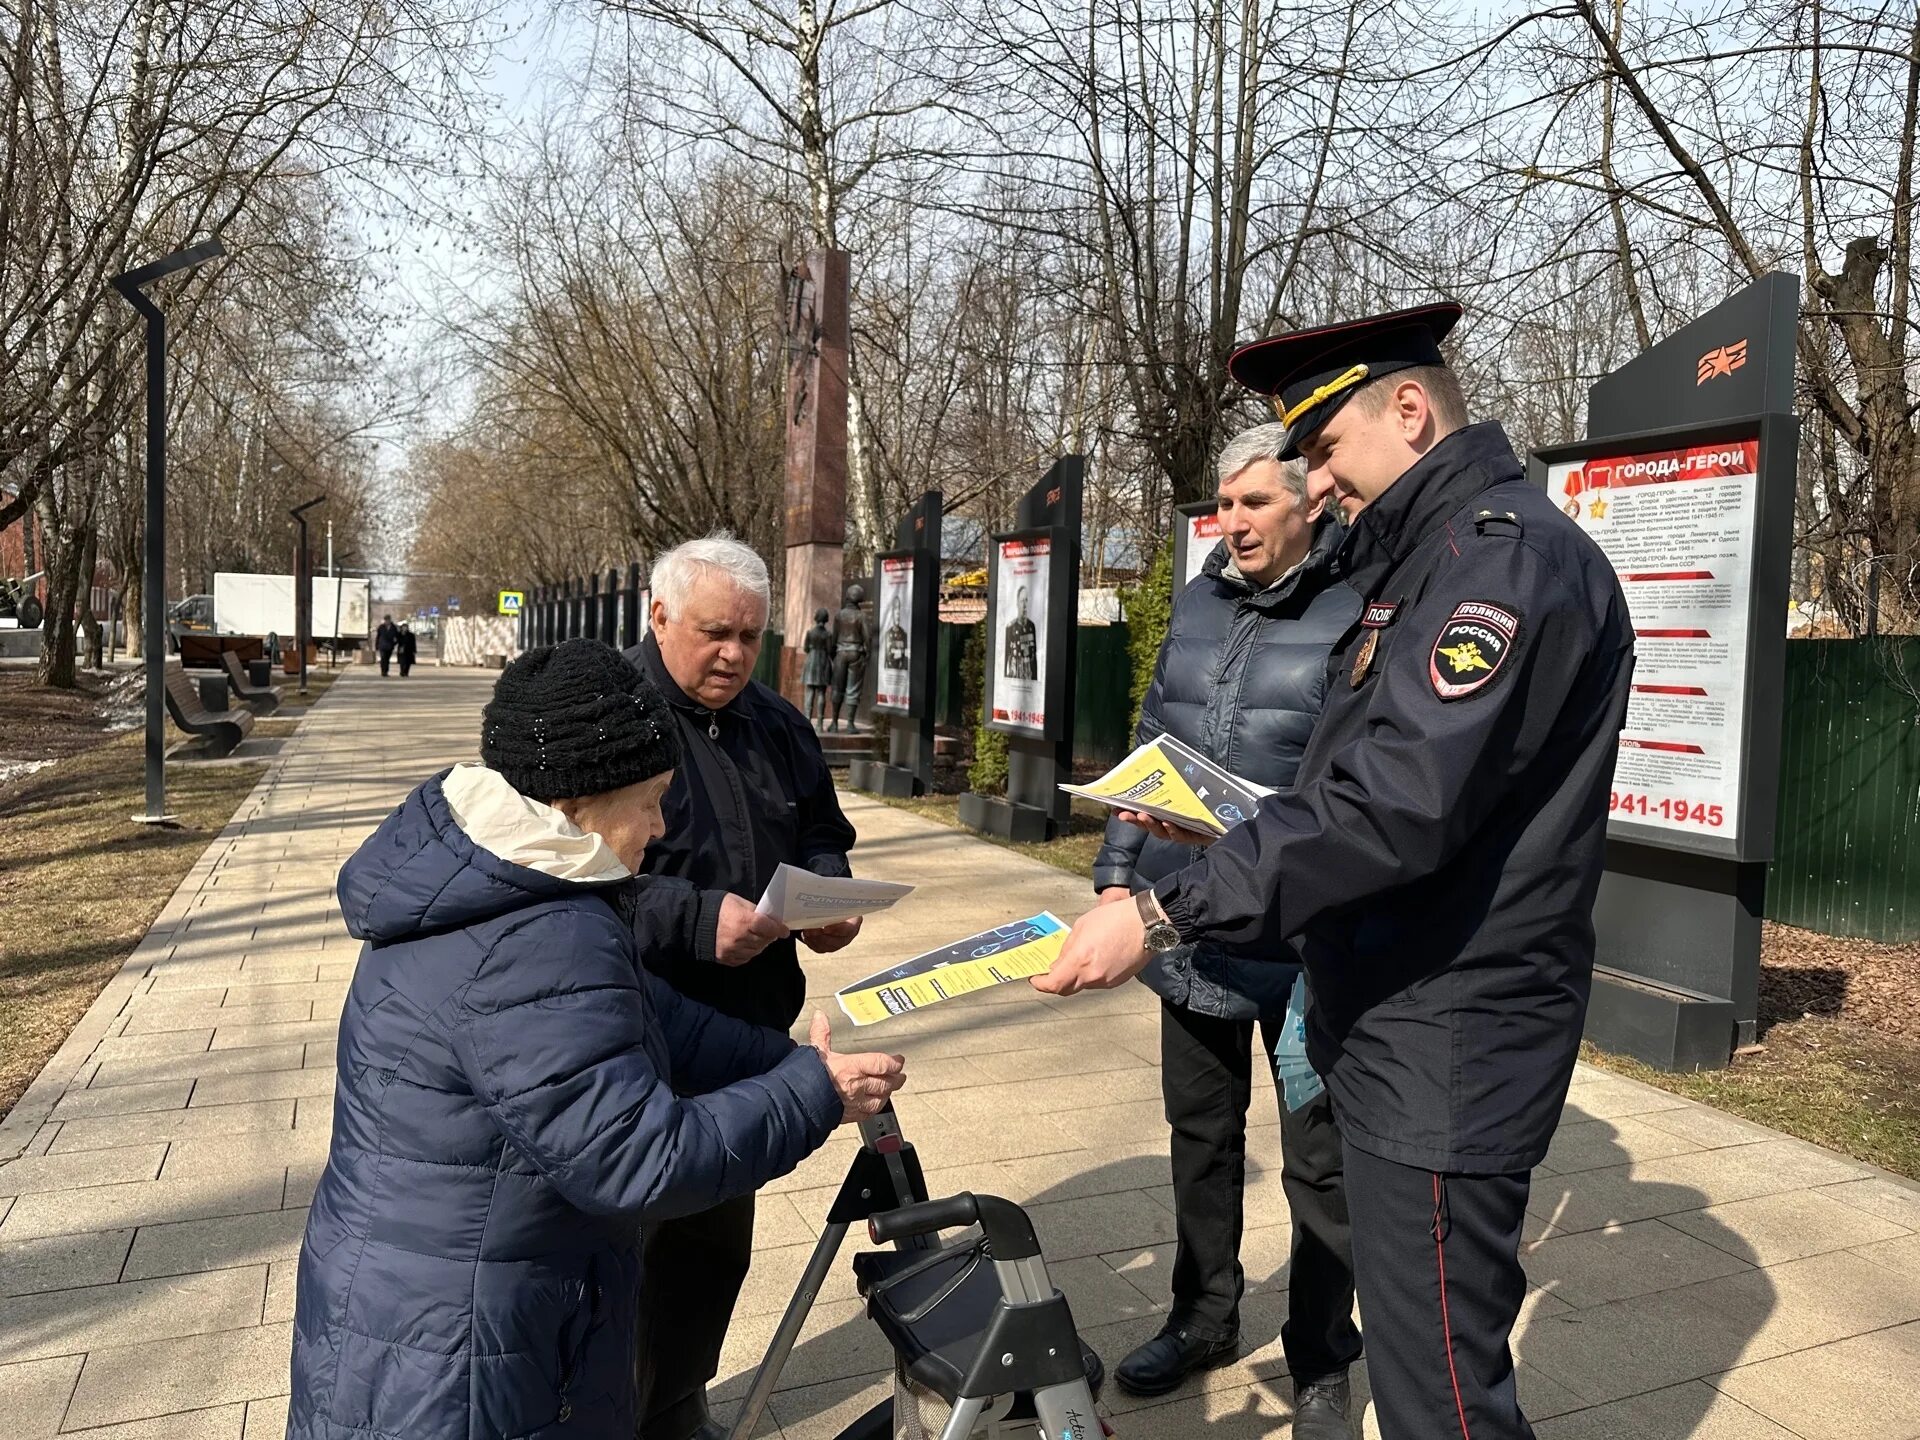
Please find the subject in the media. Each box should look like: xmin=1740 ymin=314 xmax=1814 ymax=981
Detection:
xmin=837 ymin=926 xmax=1069 ymax=1027
xmin=1072 ymin=750 xmax=1215 ymax=827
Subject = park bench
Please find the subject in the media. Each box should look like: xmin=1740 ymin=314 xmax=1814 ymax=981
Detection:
xmin=221 ymin=650 xmax=281 ymax=714
xmin=163 ymin=660 xmax=255 ymax=757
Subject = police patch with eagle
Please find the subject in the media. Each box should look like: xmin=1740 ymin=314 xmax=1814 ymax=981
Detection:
xmin=1429 ymin=600 xmax=1519 ymax=699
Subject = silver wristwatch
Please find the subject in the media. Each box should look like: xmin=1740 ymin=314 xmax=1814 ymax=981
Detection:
xmin=1135 ymin=889 xmax=1182 ymax=954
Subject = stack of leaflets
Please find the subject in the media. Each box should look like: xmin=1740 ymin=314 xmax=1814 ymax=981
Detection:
xmin=1061 ymin=733 xmax=1271 ymax=836
xmin=835 ymin=913 xmax=1070 ymax=1026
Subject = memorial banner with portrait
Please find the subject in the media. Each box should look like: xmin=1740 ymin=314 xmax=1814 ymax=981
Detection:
xmin=873 ymin=554 xmax=915 ymax=713
xmin=990 ymin=534 xmax=1052 ymax=735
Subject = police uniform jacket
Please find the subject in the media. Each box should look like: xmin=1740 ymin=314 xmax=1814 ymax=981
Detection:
xmin=1154 ymin=422 xmax=1634 ymax=1174
xmin=623 ymin=634 xmax=858 ymax=1031
xmin=1094 ymin=517 xmax=1359 ymax=1019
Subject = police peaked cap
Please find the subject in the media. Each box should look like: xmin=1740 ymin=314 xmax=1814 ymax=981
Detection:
xmin=1229 ymin=302 xmax=1464 ymax=460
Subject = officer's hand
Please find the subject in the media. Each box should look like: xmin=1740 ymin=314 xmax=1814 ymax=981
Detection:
xmin=715 ymin=893 xmax=789 ymax=967
xmin=1115 ymin=810 xmax=1219 ymax=848
xmin=800 ymin=916 xmax=863 ymax=953
xmin=1031 ymin=901 xmax=1151 ymax=997
xmin=809 ymin=1012 xmax=906 ymax=1123
xmin=1096 ymin=886 xmax=1133 ymax=906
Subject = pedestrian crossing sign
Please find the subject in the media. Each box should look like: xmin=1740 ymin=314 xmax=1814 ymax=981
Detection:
xmin=498 ymin=590 xmax=525 ymax=616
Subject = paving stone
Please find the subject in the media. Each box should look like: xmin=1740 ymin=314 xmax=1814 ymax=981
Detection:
xmin=53 ymin=1403 xmax=248 ymax=1439
xmin=89 ymin=1045 xmax=306 ymax=1091
xmin=63 ymin=1321 xmax=295 ymax=1430
xmin=262 ymin=1259 xmax=297 ymax=1324
xmin=1855 ymin=1230 xmax=1920 ymax=1279
xmin=242 ymin=1395 xmax=290 ymax=1440
xmin=0 ymin=1169 xmax=287 ymax=1243
xmin=49 ymin=1102 xmax=295 ymax=1155
xmin=1634 ymin=1103 xmax=1782 ymax=1150
xmin=1558 ymin=1078 xmax=1692 ymax=1123
xmin=123 ymin=1208 xmax=309 ymax=1281
xmin=1662 ymin=1188 xmax=1909 ymax=1266
xmin=1816 ymin=1175 xmax=1920 ymax=1230
xmin=50 ymin=1083 xmax=194 ymax=1121
xmin=86 ymin=1032 xmax=217 ymax=1063
xmin=1027 ymin=1187 xmax=1180 ymax=1262
xmin=0 ymin=1229 xmax=134 ymax=1297
xmin=1539 ymin=1117 xmax=1710 ymax=1174
xmin=0 ymin=1352 xmax=86 ymax=1439
xmin=122 ymin=1002 xmax=312 ymax=1036
xmin=1707 ymin=1320 xmax=1920 ymax=1439
xmin=188 ymin=1068 xmax=335 ymax=1108
xmin=1533 ymin=1380 xmax=1799 ymax=1439
xmin=1518 ymin=1248 xmax=1920 ymax=1405
xmin=157 ymin=1127 xmax=330 ymax=1183
xmin=1522 ymin=1217 xmax=1752 ymax=1308
xmin=0 ymin=1144 xmax=167 ymax=1196
xmin=208 ymin=1020 xmax=339 ymax=1052
xmin=0 ymin=1264 xmax=265 ymax=1363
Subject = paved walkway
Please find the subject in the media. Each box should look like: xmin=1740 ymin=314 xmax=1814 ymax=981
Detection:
xmin=4 ymin=667 xmax=1920 ymax=1440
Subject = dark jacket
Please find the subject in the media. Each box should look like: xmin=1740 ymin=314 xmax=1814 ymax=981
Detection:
xmin=288 ymin=772 xmax=842 ymax=1440
xmin=375 ymin=620 xmax=398 ymax=656
xmin=623 ymin=635 xmax=858 ymax=1030
xmin=397 ymin=628 xmax=418 ymax=663
xmin=1155 ymin=423 xmax=1634 ymax=1174
xmin=1095 ymin=519 xmax=1359 ymax=1018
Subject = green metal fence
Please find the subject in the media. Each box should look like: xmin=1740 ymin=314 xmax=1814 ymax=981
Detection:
xmin=1767 ymin=638 xmax=1920 ymax=942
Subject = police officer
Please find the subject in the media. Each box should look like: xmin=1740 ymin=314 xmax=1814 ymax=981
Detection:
xmin=1035 ymin=303 xmax=1634 ymax=1439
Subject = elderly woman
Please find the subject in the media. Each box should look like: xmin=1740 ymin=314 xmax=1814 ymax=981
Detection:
xmin=288 ymin=640 xmax=905 ymax=1440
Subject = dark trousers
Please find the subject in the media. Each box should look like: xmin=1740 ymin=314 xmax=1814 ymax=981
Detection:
xmin=634 ymin=1192 xmax=756 ymax=1440
xmin=377 ymin=651 xmax=391 ymax=676
xmin=1160 ymin=1000 xmax=1362 ymax=1385
xmin=1343 ymin=1144 xmax=1535 ymax=1439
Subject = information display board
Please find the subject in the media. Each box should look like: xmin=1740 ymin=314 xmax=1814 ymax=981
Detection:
xmin=987 ymin=531 xmax=1056 ymax=736
xmin=1534 ymin=415 xmax=1790 ymax=864
xmin=1547 ymin=433 xmax=1760 ymax=848
xmin=873 ymin=553 xmax=915 ymax=713
xmin=1171 ymin=501 xmax=1222 ymax=591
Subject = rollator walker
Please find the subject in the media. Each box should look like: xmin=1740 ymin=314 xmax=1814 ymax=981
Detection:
xmin=727 ymin=1105 xmax=1110 ymax=1440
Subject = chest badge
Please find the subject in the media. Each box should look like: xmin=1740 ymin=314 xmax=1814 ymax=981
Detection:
xmin=1351 ymin=629 xmax=1380 ymax=687
xmin=1350 ymin=598 xmax=1398 ymax=688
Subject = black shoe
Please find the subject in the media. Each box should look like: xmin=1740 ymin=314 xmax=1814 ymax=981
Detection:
xmin=689 ymin=1424 xmax=729 ymax=1440
xmin=1292 ymin=1374 xmax=1353 ymax=1439
xmin=1114 ymin=1324 xmax=1239 ymax=1397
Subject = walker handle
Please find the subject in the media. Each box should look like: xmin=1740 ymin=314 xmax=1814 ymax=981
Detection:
xmin=868 ymin=1192 xmax=1042 ymax=1259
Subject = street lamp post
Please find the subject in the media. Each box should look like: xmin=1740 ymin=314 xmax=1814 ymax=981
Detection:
xmin=289 ymin=495 xmax=327 ymax=695
xmin=113 ymin=237 xmax=227 ymax=827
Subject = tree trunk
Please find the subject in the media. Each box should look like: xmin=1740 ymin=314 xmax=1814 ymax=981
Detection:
xmin=77 ymin=519 xmax=102 ymax=667
xmin=34 ymin=477 xmax=83 ymax=687
xmin=122 ymin=540 xmax=144 ymax=660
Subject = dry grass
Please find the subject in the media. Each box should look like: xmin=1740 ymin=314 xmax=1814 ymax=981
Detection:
xmin=0 ymin=727 xmax=266 ymax=1121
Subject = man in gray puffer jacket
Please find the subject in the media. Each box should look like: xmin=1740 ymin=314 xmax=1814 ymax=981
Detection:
xmin=1094 ymin=423 xmax=1362 ymax=1435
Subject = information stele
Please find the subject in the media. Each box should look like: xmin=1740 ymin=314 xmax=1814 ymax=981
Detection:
xmin=497 ymin=590 xmax=525 ymax=617
xmin=1544 ymin=434 xmax=1762 ymax=851
xmin=990 ymin=535 xmax=1052 ymax=735
xmin=1182 ymin=509 xmax=1220 ymax=589
xmin=873 ymin=554 xmax=914 ymax=712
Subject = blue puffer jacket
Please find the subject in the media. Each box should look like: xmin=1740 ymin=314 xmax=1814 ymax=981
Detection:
xmin=1094 ymin=519 xmax=1360 ymax=1018
xmin=288 ymin=770 xmax=843 ymax=1440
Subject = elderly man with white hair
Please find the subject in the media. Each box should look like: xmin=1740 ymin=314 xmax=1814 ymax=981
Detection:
xmin=621 ymin=533 xmax=862 ymax=1440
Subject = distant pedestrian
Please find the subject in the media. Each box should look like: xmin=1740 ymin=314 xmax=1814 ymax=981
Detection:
xmin=397 ymin=623 xmax=417 ymax=677
xmin=375 ymin=615 xmax=398 ymax=677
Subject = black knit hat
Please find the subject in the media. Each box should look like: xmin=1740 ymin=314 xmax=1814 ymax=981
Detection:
xmin=481 ymin=640 xmax=680 ymax=801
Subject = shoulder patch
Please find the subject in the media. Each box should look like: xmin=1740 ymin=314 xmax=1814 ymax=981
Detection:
xmin=1429 ymin=601 xmax=1519 ymax=700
